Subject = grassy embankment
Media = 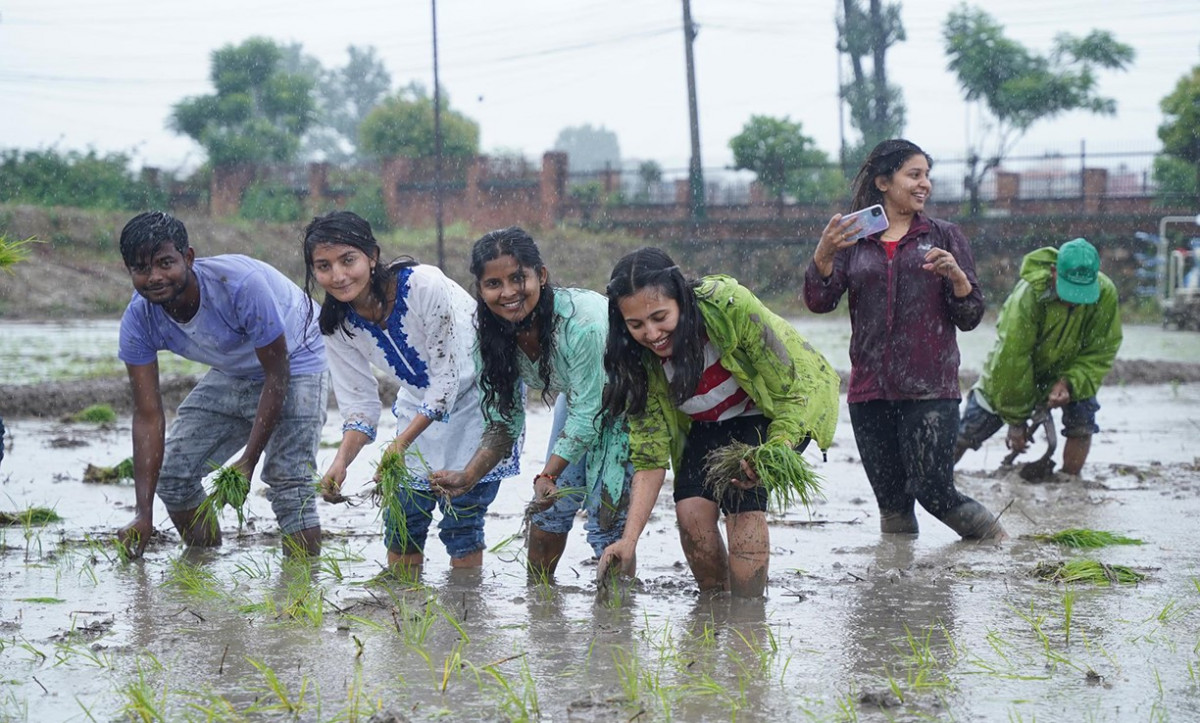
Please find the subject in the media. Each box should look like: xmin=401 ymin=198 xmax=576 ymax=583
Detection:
xmin=0 ymin=203 xmax=648 ymax=321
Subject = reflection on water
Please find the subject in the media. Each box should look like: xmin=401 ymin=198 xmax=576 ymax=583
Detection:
xmin=4 ymin=352 xmax=1200 ymax=719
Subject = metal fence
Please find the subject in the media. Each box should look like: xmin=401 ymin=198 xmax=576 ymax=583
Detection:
xmin=564 ymin=146 xmax=1162 ymax=207
xmin=235 ymin=145 xmax=1164 ymax=208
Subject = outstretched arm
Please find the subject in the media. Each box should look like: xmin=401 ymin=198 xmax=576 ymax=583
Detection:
xmin=428 ymin=424 xmax=517 ymax=498
xmin=117 ymin=361 xmax=166 ymax=557
xmin=598 ymin=468 xmax=666 ymax=576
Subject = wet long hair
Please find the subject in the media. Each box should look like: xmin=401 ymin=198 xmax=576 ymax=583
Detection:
xmin=119 ymin=211 xmax=188 ymax=267
xmin=470 ymin=227 xmax=558 ymax=423
xmin=302 ymin=210 xmax=415 ymax=336
xmin=850 ymin=139 xmax=933 ymax=212
xmin=601 ymin=247 xmax=706 ymax=419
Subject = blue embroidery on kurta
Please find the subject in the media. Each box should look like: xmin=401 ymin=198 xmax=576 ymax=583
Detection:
xmin=347 ymin=267 xmax=430 ymax=388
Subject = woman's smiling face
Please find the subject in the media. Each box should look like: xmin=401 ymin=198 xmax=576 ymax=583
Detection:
xmin=309 ymin=242 xmax=375 ymax=307
xmin=877 ymin=153 xmax=932 ymax=216
xmin=477 ymin=253 xmax=547 ymax=324
xmin=617 ymin=285 xmax=681 ymax=359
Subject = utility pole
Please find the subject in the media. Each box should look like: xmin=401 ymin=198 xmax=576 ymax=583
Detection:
xmin=681 ymin=0 xmax=705 ymax=221
xmin=432 ymin=0 xmax=445 ymax=268
xmin=835 ymin=0 xmax=847 ymax=176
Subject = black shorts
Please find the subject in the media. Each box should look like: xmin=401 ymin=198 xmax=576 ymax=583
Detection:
xmin=674 ymin=414 xmax=811 ymax=515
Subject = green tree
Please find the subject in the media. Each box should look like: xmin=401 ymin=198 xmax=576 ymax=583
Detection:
xmin=837 ymin=0 xmax=907 ymax=166
xmin=1157 ymin=59 xmax=1200 ymax=202
xmin=358 ymin=84 xmax=479 ymax=160
xmin=635 ymin=160 xmax=663 ymax=202
xmin=943 ymin=6 xmax=1134 ymax=215
xmin=169 ymin=37 xmax=316 ymax=166
xmin=553 ymin=124 xmax=621 ymax=173
xmin=730 ymin=116 xmax=842 ymax=212
xmin=1152 ymin=155 xmax=1198 ymax=208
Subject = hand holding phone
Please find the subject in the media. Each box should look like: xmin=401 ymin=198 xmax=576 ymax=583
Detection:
xmin=840 ymin=204 xmax=889 ymax=242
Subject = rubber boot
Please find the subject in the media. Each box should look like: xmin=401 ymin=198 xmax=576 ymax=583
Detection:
xmin=941 ymin=500 xmax=1005 ymax=541
xmin=879 ymin=509 xmax=919 ymax=534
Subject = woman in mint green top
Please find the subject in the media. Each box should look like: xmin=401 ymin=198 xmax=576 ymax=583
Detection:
xmin=429 ymin=227 xmax=631 ymax=580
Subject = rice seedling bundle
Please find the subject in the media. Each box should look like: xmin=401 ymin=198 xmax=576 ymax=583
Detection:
xmin=703 ymin=439 xmax=823 ymax=512
xmin=199 ymin=466 xmax=251 ymax=535
xmin=0 ymin=507 xmax=63 ymax=526
xmin=1032 ymin=528 xmax=1143 ymax=549
xmin=0 ymin=235 xmax=39 ymax=271
xmin=374 ymin=449 xmax=424 ymax=553
xmin=1034 ymin=559 xmax=1145 ymax=586
xmin=83 ymin=457 xmax=135 ymax=484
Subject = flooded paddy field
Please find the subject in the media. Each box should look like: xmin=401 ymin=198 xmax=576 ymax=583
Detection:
xmin=3 ymin=322 xmax=1200 ymax=721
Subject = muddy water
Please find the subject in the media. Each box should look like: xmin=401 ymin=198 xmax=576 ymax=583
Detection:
xmin=4 ymin=377 xmax=1200 ymax=721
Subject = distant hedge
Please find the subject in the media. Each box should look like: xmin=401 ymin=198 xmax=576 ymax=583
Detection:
xmin=0 ymin=148 xmax=166 ymax=211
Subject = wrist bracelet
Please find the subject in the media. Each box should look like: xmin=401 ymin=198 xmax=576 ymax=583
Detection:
xmin=534 ymin=472 xmax=558 ymax=484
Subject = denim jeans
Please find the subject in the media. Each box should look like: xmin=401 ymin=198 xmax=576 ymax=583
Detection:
xmin=156 ymin=369 xmax=329 ymax=535
xmin=958 ymin=389 xmax=1101 ymax=451
xmin=383 ymin=479 xmax=502 ymax=558
xmin=531 ymin=394 xmax=631 ymax=558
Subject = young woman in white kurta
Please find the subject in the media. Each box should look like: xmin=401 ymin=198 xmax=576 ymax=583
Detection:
xmin=303 ymin=211 xmax=519 ymax=571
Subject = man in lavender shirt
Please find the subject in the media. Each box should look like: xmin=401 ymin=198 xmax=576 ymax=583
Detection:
xmin=114 ymin=211 xmax=329 ymax=558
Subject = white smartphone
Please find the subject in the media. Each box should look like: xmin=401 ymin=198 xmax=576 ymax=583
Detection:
xmin=841 ymin=204 xmax=889 ymax=242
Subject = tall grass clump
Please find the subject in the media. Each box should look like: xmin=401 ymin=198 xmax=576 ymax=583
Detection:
xmin=1033 ymin=529 xmax=1144 ymax=549
xmin=703 ymin=439 xmax=822 ymax=512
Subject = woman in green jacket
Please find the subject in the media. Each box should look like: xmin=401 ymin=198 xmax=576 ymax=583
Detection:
xmin=598 ymin=247 xmax=839 ymax=597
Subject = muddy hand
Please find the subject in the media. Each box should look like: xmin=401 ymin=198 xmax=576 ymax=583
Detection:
xmin=117 ymin=513 xmax=153 ymax=558
xmin=319 ymin=465 xmax=349 ymax=503
xmin=730 ymin=458 xmax=761 ymax=491
xmin=1047 ymin=379 xmax=1071 ymax=408
xmin=599 ymin=538 xmax=635 ymax=580
xmin=429 ymin=470 xmax=476 ymax=499
xmin=532 ymin=478 xmax=558 ymax=511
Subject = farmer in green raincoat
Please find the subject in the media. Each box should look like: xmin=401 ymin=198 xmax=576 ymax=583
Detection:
xmin=955 ymin=238 xmax=1122 ymax=476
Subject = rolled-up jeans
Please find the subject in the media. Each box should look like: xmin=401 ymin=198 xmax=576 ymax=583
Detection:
xmin=530 ymin=394 xmax=630 ymax=558
xmin=156 ymin=369 xmax=329 ymax=535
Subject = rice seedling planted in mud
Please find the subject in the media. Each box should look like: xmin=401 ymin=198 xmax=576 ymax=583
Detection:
xmin=246 ymin=658 xmax=311 ymax=715
xmin=163 ymin=555 xmax=224 ymax=599
xmin=703 ymin=439 xmax=822 ymax=512
xmin=1035 ymin=560 xmax=1146 ymax=586
xmin=1032 ymin=528 xmax=1144 ymax=548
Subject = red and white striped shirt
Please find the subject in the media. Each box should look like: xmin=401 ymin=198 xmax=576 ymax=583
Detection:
xmin=662 ymin=338 xmax=760 ymax=422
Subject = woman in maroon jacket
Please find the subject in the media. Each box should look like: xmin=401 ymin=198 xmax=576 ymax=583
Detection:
xmin=803 ymin=139 xmax=1005 ymax=541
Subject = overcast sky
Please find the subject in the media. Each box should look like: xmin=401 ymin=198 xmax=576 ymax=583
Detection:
xmin=2 ymin=0 xmax=1197 ymax=176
